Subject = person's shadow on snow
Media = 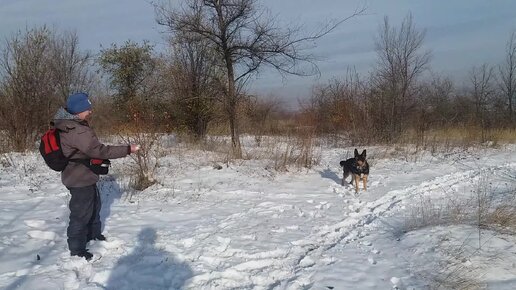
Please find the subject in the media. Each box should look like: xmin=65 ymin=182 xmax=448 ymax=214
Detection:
xmin=106 ymin=227 xmax=193 ymax=290
xmin=320 ymin=168 xmax=342 ymax=185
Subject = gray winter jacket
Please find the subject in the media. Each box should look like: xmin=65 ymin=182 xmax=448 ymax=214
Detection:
xmin=53 ymin=108 xmax=130 ymax=187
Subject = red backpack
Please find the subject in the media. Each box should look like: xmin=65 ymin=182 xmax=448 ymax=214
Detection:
xmin=39 ymin=128 xmax=110 ymax=174
xmin=39 ymin=128 xmax=70 ymax=171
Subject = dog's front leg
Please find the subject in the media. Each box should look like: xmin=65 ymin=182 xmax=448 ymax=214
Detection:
xmin=354 ymin=174 xmax=360 ymax=193
xmin=363 ymin=174 xmax=368 ymax=191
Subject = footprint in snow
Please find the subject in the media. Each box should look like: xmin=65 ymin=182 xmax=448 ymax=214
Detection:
xmin=24 ymin=219 xmax=46 ymax=229
xmin=27 ymin=230 xmax=56 ymax=241
xmin=315 ymin=202 xmax=331 ymax=210
xmin=361 ymin=241 xmax=372 ymax=246
xmin=299 ymin=256 xmax=316 ymax=268
xmin=368 ymin=256 xmax=377 ymax=265
xmin=181 ymin=238 xmax=196 ymax=248
xmin=215 ymin=236 xmax=231 ymax=252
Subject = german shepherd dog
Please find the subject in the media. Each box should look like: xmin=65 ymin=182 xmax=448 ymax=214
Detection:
xmin=340 ymin=149 xmax=369 ymax=193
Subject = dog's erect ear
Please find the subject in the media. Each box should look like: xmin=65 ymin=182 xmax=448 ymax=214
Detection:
xmin=361 ymin=150 xmax=366 ymax=158
xmin=354 ymin=148 xmax=359 ymax=157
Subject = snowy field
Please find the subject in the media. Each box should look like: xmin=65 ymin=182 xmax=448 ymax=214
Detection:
xmin=0 ymin=137 xmax=515 ymax=290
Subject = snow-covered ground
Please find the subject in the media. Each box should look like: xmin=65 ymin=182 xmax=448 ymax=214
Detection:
xmin=0 ymin=138 xmax=515 ymax=290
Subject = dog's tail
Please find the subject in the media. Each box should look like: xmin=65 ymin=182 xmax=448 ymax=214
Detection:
xmin=339 ymin=160 xmax=345 ymax=167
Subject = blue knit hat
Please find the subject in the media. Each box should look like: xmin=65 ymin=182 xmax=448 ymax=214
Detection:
xmin=66 ymin=92 xmax=92 ymax=114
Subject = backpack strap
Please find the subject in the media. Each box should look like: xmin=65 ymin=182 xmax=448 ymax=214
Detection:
xmin=52 ymin=126 xmax=83 ymax=164
xmin=69 ymin=158 xmax=91 ymax=165
xmin=53 ymin=124 xmax=105 ymax=168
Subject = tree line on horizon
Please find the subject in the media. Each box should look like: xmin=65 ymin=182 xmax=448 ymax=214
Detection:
xmin=0 ymin=0 xmax=514 ymax=153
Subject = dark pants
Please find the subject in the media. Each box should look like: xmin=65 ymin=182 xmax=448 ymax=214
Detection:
xmin=66 ymin=184 xmax=102 ymax=255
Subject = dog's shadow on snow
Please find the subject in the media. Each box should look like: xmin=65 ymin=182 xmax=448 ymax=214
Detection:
xmin=320 ymin=168 xmax=341 ymax=185
xmin=106 ymin=227 xmax=193 ymax=290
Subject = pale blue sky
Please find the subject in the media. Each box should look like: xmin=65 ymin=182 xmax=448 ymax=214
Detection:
xmin=1 ymin=0 xmax=516 ymax=106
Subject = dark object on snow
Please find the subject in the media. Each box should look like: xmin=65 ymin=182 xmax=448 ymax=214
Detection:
xmin=213 ymin=164 xmax=223 ymax=170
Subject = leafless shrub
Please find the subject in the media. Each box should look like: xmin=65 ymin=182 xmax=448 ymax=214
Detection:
xmin=430 ymin=269 xmax=485 ymax=290
xmin=428 ymin=234 xmax=486 ymax=290
xmin=264 ymin=129 xmax=321 ymax=171
xmin=269 ymin=136 xmax=297 ymax=172
xmin=482 ymin=175 xmax=516 ymax=233
xmin=0 ymin=152 xmax=14 ymax=167
xmin=485 ymin=200 xmax=516 ymax=232
xmin=396 ymin=169 xmax=515 ymax=289
xmin=119 ymin=122 xmax=163 ymax=191
xmin=402 ymin=171 xmax=515 ymax=236
xmin=243 ymin=96 xmax=281 ymax=147
xmin=401 ymin=193 xmax=474 ymax=235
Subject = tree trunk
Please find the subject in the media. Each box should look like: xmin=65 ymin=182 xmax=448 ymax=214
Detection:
xmin=509 ymin=90 xmax=514 ymax=127
xmin=225 ymin=56 xmax=242 ymax=158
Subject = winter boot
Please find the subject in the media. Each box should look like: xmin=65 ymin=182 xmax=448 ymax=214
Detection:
xmin=88 ymin=234 xmax=106 ymax=242
xmin=71 ymin=249 xmax=93 ymax=261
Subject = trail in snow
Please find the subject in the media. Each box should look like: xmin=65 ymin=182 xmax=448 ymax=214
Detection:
xmin=184 ymin=166 xmax=496 ymax=289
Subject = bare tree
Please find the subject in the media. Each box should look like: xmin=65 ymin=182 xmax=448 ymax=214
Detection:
xmin=470 ymin=64 xmax=495 ymax=142
xmin=499 ymin=32 xmax=516 ymax=127
xmin=243 ymin=95 xmax=279 ymax=145
xmin=49 ymin=31 xmax=94 ymax=103
xmin=418 ymin=74 xmax=456 ymax=126
xmin=156 ymin=0 xmax=365 ymax=157
xmin=168 ymin=33 xmax=222 ymax=139
xmin=0 ymin=27 xmax=94 ymax=151
xmin=372 ymin=13 xmax=431 ymax=141
xmin=308 ymin=69 xmax=363 ymax=136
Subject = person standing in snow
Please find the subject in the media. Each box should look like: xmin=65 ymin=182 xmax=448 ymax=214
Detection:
xmin=53 ymin=92 xmax=139 ymax=260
